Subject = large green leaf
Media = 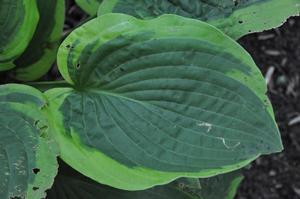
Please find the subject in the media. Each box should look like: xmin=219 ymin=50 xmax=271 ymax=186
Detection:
xmin=46 ymin=160 xmax=242 ymax=199
xmin=0 ymin=84 xmax=59 ymax=199
xmin=98 ymin=0 xmax=300 ymax=39
xmin=13 ymin=0 xmax=65 ymax=81
xmin=46 ymin=13 xmax=282 ymax=190
xmin=75 ymin=0 xmax=103 ymax=15
xmin=0 ymin=0 xmax=39 ymax=71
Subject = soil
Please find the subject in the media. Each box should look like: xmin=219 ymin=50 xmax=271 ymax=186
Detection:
xmin=1 ymin=1 xmax=299 ymax=198
xmin=236 ymin=17 xmax=300 ymax=199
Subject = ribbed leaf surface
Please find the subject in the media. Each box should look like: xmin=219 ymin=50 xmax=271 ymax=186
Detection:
xmin=46 ymin=13 xmax=283 ymax=190
xmin=0 ymin=84 xmax=58 ymax=199
xmin=98 ymin=0 xmax=300 ymax=39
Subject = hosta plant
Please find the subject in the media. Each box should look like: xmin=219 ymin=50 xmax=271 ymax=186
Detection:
xmin=75 ymin=0 xmax=103 ymax=16
xmin=98 ymin=0 xmax=300 ymax=39
xmin=0 ymin=0 xmax=299 ymax=198
xmin=0 ymin=0 xmax=65 ymax=81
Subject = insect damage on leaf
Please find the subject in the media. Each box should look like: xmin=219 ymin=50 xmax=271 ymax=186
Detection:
xmin=42 ymin=13 xmax=284 ymax=191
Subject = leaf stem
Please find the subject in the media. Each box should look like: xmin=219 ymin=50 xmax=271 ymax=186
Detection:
xmin=26 ymin=80 xmax=71 ymax=92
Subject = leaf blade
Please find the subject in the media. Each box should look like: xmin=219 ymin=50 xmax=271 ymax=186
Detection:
xmin=13 ymin=0 xmax=65 ymax=81
xmin=46 ymin=161 xmax=243 ymax=199
xmin=0 ymin=0 xmax=39 ymax=70
xmin=48 ymin=13 xmax=282 ymax=190
xmin=98 ymin=0 xmax=300 ymax=39
xmin=0 ymin=84 xmax=59 ymax=199
xmin=75 ymin=0 xmax=103 ymax=15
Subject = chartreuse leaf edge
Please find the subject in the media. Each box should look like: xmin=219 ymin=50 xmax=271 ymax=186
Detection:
xmin=0 ymin=84 xmax=59 ymax=199
xmin=98 ymin=0 xmax=300 ymax=40
xmin=46 ymin=161 xmax=243 ymax=199
xmin=0 ymin=0 xmax=39 ymax=71
xmin=13 ymin=0 xmax=65 ymax=81
xmin=42 ymin=13 xmax=283 ymax=191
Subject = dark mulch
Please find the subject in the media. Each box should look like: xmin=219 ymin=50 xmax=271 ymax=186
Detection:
xmin=236 ymin=17 xmax=300 ymax=199
xmin=0 ymin=1 xmax=299 ymax=198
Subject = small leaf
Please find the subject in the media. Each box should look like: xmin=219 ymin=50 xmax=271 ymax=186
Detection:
xmin=0 ymin=84 xmax=59 ymax=199
xmin=46 ymin=13 xmax=283 ymax=190
xmin=98 ymin=0 xmax=300 ymax=39
xmin=75 ymin=0 xmax=103 ymax=15
xmin=0 ymin=0 xmax=39 ymax=71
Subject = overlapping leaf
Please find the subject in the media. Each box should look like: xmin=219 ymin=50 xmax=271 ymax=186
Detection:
xmin=46 ymin=160 xmax=243 ymax=199
xmin=0 ymin=0 xmax=39 ymax=71
xmin=0 ymin=84 xmax=58 ymax=199
xmin=75 ymin=0 xmax=103 ymax=15
xmin=47 ymin=175 xmax=196 ymax=199
xmin=46 ymin=13 xmax=283 ymax=190
xmin=98 ymin=0 xmax=300 ymax=39
xmin=194 ymin=171 xmax=243 ymax=199
xmin=13 ymin=0 xmax=65 ymax=81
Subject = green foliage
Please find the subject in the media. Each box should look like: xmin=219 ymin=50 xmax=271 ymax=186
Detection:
xmin=0 ymin=0 xmax=65 ymax=81
xmin=47 ymin=161 xmax=243 ymax=199
xmin=0 ymin=0 xmax=39 ymax=71
xmin=45 ymin=14 xmax=282 ymax=191
xmin=13 ymin=0 xmax=65 ymax=81
xmin=75 ymin=0 xmax=103 ymax=15
xmin=0 ymin=0 xmax=298 ymax=197
xmin=98 ymin=0 xmax=300 ymax=39
xmin=0 ymin=84 xmax=58 ymax=199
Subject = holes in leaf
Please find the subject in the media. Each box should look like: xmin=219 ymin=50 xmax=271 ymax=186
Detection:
xmin=234 ymin=0 xmax=239 ymax=6
xmin=34 ymin=120 xmax=40 ymax=126
xmin=40 ymin=102 xmax=49 ymax=110
xmin=32 ymin=168 xmax=40 ymax=174
xmin=66 ymin=44 xmax=75 ymax=49
xmin=39 ymin=125 xmax=48 ymax=131
xmin=33 ymin=187 xmax=39 ymax=191
xmin=178 ymin=182 xmax=185 ymax=189
xmin=34 ymin=120 xmax=49 ymax=137
xmin=238 ymin=20 xmax=243 ymax=24
xmin=76 ymin=63 xmax=80 ymax=69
